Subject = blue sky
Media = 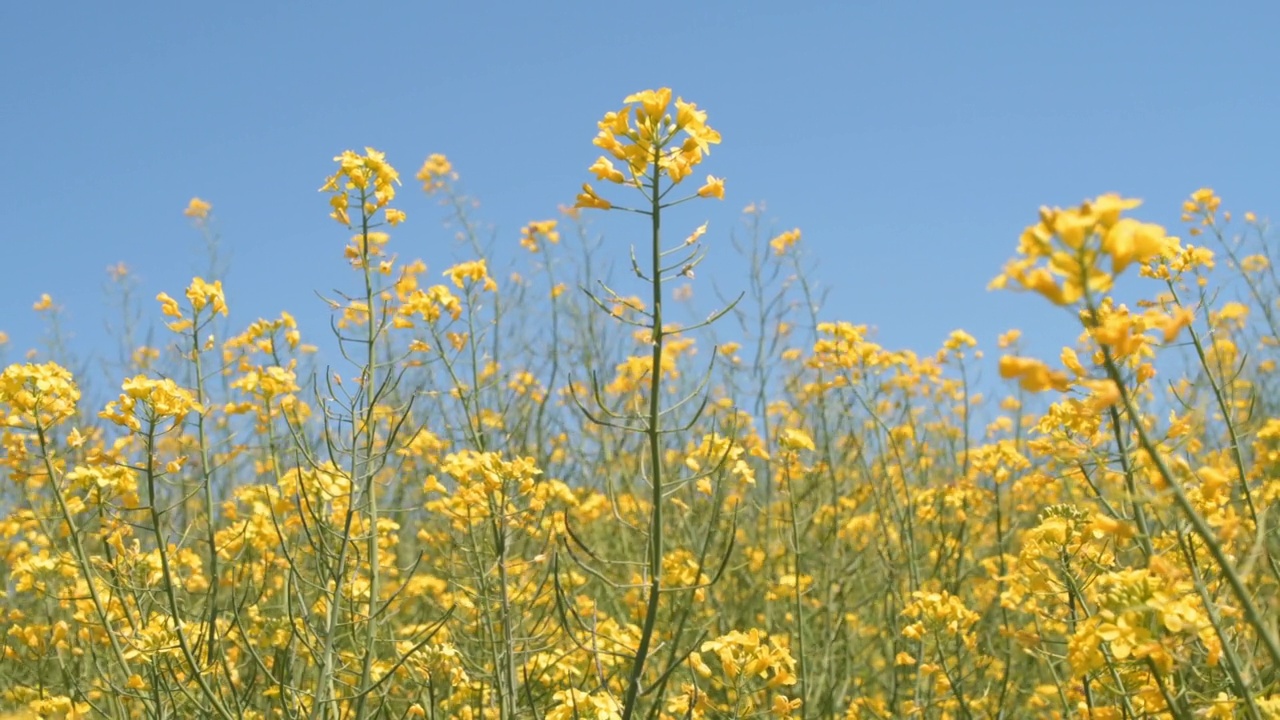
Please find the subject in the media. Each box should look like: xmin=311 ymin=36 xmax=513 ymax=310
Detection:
xmin=3 ymin=2 xmax=1277 ymax=381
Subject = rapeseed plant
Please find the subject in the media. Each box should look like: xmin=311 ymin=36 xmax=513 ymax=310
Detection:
xmin=1 ymin=92 xmax=1279 ymax=720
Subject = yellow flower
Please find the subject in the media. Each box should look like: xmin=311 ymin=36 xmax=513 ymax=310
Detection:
xmin=183 ymin=197 xmax=212 ymax=219
xmin=998 ymin=356 xmax=1070 ymax=393
xmin=0 ymin=362 xmax=80 ymax=429
xmin=772 ymin=695 xmax=803 ymax=717
xmin=416 ymin=153 xmax=455 ymax=192
xmin=546 ymin=689 xmax=623 ymax=720
xmin=992 ymin=194 xmax=1164 ymax=307
xmin=624 ymin=87 xmax=672 ymax=123
xmin=1159 ymin=306 xmax=1195 ymax=343
xmin=770 ymin=228 xmax=801 ymax=255
xmin=589 ymin=156 xmax=626 ymax=184
xmin=1102 ymin=217 xmax=1173 ymax=273
xmin=321 ymin=147 xmax=401 ymax=226
xmin=445 ymin=259 xmax=497 ymax=292
xmin=683 ymin=222 xmax=708 ymax=246
xmin=697 ymin=174 xmax=726 ymax=199
xmin=943 ymin=329 xmax=977 ymax=352
xmin=1085 ymin=193 xmax=1142 ymax=227
xmin=779 ymin=428 xmax=815 ymax=452
xmin=344 ymin=231 xmax=391 ymax=268
xmin=1184 ymin=187 xmax=1221 ymax=214
xmin=997 ymin=329 xmax=1021 ymax=348
xmin=520 ymin=219 xmax=560 ymax=252
xmin=582 ymin=90 xmax=721 ymax=200
xmin=1079 ymin=378 xmax=1121 ymax=410
xmin=575 ymin=183 xmax=612 ymax=210
xmin=184 ymin=277 xmax=229 ymax=317
xmin=101 ymin=375 xmax=205 ymax=431
xmin=676 ymin=98 xmax=722 ymax=152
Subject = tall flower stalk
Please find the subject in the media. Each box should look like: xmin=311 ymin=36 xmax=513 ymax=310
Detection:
xmin=315 ymin=148 xmax=406 ymax=720
xmin=572 ymin=88 xmax=729 ymax=718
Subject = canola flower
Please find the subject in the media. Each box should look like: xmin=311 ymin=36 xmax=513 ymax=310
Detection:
xmin=0 ymin=96 xmax=1278 ymax=720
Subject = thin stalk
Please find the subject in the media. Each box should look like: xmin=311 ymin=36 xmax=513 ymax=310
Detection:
xmin=143 ymin=420 xmax=236 ymax=719
xmin=188 ymin=311 xmax=223 ymax=667
xmin=620 ymin=154 xmax=665 ymax=720
xmin=784 ymin=455 xmax=808 ymax=717
xmin=354 ymin=197 xmax=384 ymax=720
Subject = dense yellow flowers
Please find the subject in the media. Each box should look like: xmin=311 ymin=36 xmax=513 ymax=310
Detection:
xmin=445 ymin=259 xmax=497 ymax=292
xmin=99 ymin=376 xmax=204 ymax=432
xmin=0 ymin=362 xmax=79 ymax=429
xmin=320 ymin=147 xmax=402 ymax=227
xmin=3 ymin=98 xmax=1280 ymax=720
xmin=990 ymin=193 xmax=1176 ymax=305
xmin=576 ymin=87 xmax=724 ymax=210
xmin=185 ymin=277 xmax=228 ymax=316
xmin=416 ymin=152 xmax=455 ymax=193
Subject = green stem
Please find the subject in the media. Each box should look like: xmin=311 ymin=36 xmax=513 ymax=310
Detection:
xmin=144 ymin=419 xmax=235 ymax=719
xmin=785 ymin=456 xmax=808 ymax=717
xmin=189 ymin=312 xmax=222 ymax=667
xmin=621 ymin=152 xmax=665 ymax=720
xmin=354 ymin=195 xmax=383 ymax=720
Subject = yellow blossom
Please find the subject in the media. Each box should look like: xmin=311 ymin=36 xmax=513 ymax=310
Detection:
xmin=184 ymin=277 xmax=229 ymax=316
xmin=321 ymin=147 xmax=402 ymax=226
xmin=575 ymin=183 xmax=612 ymax=210
xmin=520 ymin=220 xmax=560 ymax=252
xmin=697 ymin=174 xmax=726 ymax=199
xmin=770 ymin=228 xmax=802 ymax=255
xmin=183 ymin=197 xmax=212 ymax=219
xmin=998 ymin=356 xmax=1070 ymax=393
xmin=417 ymin=153 xmax=455 ymax=192
xmin=779 ymin=428 xmax=816 ymax=452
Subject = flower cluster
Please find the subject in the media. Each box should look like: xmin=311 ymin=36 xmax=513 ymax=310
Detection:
xmin=99 ymin=375 xmax=204 ymax=432
xmin=320 ymin=147 xmax=403 ymax=227
xmin=0 ymin=362 xmax=80 ymax=430
xmin=990 ymin=194 xmax=1176 ymax=305
xmin=576 ymin=88 xmax=724 ymax=210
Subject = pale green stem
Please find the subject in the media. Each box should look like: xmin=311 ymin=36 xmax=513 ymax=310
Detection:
xmin=620 ymin=152 xmax=665 ymax=720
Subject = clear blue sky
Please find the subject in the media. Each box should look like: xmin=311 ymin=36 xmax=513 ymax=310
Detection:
xmin=3 ymin=2 xmax=1277 ymax=379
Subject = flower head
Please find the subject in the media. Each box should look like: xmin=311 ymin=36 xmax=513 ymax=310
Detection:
xmin=697 ymin=175 xmax=725 ymax=199
xmin=0 ymin=362 xmax=80 ymax=429
xmin=417 ymin=153 xmax=456 ymax=193
xmin=183 ymin=197 xmax=212 ymax=220
xmin=519 ymin=220 xmax=560 ymax=252
xmin=321 ymin=147 xmax=402 ymax=227
xmin=990 ymin=194 xmax=1175 ymax=307
xmin=578 ymin=89 xmax=724 ymax=209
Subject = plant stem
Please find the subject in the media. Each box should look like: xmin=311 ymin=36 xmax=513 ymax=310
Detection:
xmin=621 ymin=152 xmax=666 ymax=720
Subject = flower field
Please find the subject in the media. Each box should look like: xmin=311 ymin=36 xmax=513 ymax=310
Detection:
xmin=2 ymin=89 xmax=1279 ymax=719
